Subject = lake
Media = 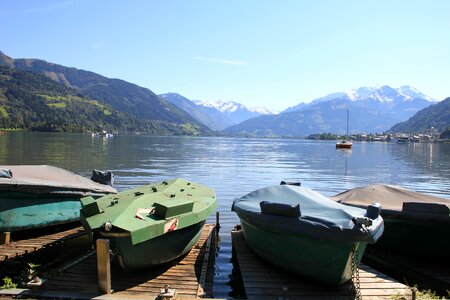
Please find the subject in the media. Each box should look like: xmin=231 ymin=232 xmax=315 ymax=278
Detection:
xmin=1 ymin=132 xmax=449 ymax=297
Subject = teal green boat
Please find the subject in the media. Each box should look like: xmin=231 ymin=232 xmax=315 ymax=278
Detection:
xmin=80 ymin=178 xmax=217 ymax=271
xmin=331 ymin=184 xmax=450 ymax=263
xmin=0 ymin=165 xmax=117 ymax=232
xmin=232 ymin=183 xmax=384 ymax=286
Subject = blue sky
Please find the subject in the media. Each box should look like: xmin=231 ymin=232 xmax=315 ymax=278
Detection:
xmin=1 ymin=0 xmax=449 ymax=111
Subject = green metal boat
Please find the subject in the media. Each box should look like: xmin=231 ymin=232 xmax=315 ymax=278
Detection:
xmin=0 ymin=165 xmax=117 ymax=232
xmin=232 ymin=183 xmax=384 ymax=286
xmin=80 ymin=178 xmax=217 ymax=271
xmin=331 ymin=184 xmax=450 ymax=263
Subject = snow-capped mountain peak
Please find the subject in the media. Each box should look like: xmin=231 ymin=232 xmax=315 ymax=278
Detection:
xmin=397 ymin=85 xmax=435 ymax=101
xmin=248 ymin=106 xmax=275 ymax=115
xmin=314 ymin=85 xmax=435 ymax=104
xmin=193 ymin=99 xmax=274 ymax=114
xmin=193 ymin=99 xmax=241 ymax=113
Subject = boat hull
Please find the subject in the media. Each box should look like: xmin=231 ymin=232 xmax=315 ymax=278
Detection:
xmin=98 ymin=221 xmax=205 ymax=272
xmin=373 ymin=214 xmax=450 ymax=263
xmin=331 ymin=184 xmax=450 ymax=263
xmin=80 ymin=178 xmax=217 ymax=272
xmin=0 ymin=165 xmax=117 ymax=232
xmin=336 ymin=141 xmax=353 ymax=149
xmin=240 ymin=219 xmax=366 ymax=286
xmin=0 ymin=192 xmax=81 ymax=232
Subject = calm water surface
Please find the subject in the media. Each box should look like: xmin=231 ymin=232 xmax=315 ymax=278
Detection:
xmin=1 ymin=132 xmax=449 ymax=297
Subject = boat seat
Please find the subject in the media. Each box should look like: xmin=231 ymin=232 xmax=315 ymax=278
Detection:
xmin=154 ymin=199 xmax=194 ymax=219
xmin=260 ymin=201 xmax=301 ymax=218
xmin=280 ymin=180 xmax=301 ymax=186
xmin=91 ymin=169 xmax=114 ymax=186
xmin=81 ymin=196 xmax=104 ymax=217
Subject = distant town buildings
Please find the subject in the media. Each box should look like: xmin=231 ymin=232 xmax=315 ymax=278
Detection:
xmin=307 ymin=128 xmax=450 ymax=143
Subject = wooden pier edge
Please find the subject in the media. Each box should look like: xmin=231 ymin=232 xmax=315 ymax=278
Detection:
xmin=97 ymin=239 xmax=112 ymax=294
xmin=0 ymin=232 xmax=10 ymax=245
xmin=0 ymin=226 xmax=86 ymax=261
xmin=364 ymin=247 xmax=450 ymax=296
xmin=231 ymin=228 xmax=413 ymax=300
xmin=196 ymin=222 xmax=214 ymax=297
xmin=0 ymin=223 xmax=219 ymax=299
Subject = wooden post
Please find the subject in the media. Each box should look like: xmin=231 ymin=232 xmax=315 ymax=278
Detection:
xmin=96 ymin=239 xmax=111 ymax=294
xmin=0 ymin=232 xmax=10 ymax=245
xmin=215 ymin=211 xmax=220 ymax=230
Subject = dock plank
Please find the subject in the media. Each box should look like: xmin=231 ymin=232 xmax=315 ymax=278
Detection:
xmin=0 ymin=226 xmax=85 ymax=261
xmin=364 ymin=247 xmax=450 ymax=295
xmin=43 ymin=223 xmax=217 ymax=299
xmin=231 ymin=229 xmax=412 ymax=300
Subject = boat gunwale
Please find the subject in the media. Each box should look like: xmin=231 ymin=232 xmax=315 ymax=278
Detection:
xmin=338 ymin=202 xmax=450 ymax=222
xmin=233 ymin=204 xmax=384 ymax=244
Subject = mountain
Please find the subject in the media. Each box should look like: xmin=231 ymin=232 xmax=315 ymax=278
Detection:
xmin=224 ymin=85 xmax=436 ymax=137
xmin=160 ymin=93 xmax=234 ymax=130
xmin=389 ymin=97 xmax=450 ymax=133
xmin=0 ymin=65 xmax=171 ymax=133
xmin=161 ymin=93 xmax=273 ymax=131
xmin=193 ymin=99 xmax=272 ymax=124
xmin=0 ymin=51 xmax=211 ymax=135
xmin=440 ymin=128 xmax=450 ymax=139
xmin=304 ymin=85 xmax=434 ymax=105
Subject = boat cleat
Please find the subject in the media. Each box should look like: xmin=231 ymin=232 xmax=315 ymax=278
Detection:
xmin=26 ymin=276 xmax=47 ymax=292
xmin=158 ymin=284 xmax=177 ymax=299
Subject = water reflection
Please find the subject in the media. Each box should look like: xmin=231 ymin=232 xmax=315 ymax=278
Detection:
xmin=336 ymin=148 xmax=352 ymax=177
xmin=0 ymin=132 xmax=449 ymax=298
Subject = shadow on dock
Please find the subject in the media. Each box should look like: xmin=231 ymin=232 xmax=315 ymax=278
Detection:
xmin=364 ymin=247 xmax=450 ymax=297
xmin=0 ymin=224 xmax=217 ymax=299
xmin=231 ymin=228 xmax=413 ymax=300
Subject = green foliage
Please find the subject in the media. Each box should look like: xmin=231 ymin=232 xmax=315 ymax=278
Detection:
xmin=439 ymin=128 xmax=450 ymax=139
xmin=47 ymin=102 xmax=66 ymax=108
xmin=1 ymin=277 xmax=17 ymax=289
xmin=0 ymin=106 xmax=8 ymax=117
xmin=0 ymin=65 xmax=210 ymax=135
xmin=390 ymin=98 xmax=450 ymax=133
xmin=412 ymin=287 xmax=448 ymax=300
xmin=25 ymin=263 xmax=41 ymax=281
xmin=180 ymin=123 xmax=201 ymax=135
xmin=0 ymin=52 xmax=212 ymax=135
xmin=306 ymin=133 xmax=338 ymax=140
xmin=391 ymin=286 xmax=449 ymax=300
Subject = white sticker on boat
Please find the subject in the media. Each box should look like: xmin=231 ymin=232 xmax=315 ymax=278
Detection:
xmin=164 ymin=218 xmax=179 ymax=233
xmin=135 ymin=208 xmax=153 ymax=220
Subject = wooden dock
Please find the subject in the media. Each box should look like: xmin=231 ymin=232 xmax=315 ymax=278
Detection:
xmin=364 ymin=247 xmax=450 ymax=295
xmin=0 ymin=223 xmax=217 ymax=299
xmin=231 ymin=229 xmax=413 ymax=300
xmin=0 ymin=226 xmax=86 ymax=261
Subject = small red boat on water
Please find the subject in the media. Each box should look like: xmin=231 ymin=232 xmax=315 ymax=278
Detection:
xmin=336 ymin=140 xmax=353 ymax=149
xmin=336 ymin=110 xmax=352 ymax=149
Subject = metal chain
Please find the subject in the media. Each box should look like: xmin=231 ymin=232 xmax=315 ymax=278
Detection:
xmin=351 ymin=245 xmax=362 ymax=300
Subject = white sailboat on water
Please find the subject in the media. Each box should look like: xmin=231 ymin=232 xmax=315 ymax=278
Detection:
xmin=336 ymin=110 xmax=352 ymax=149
